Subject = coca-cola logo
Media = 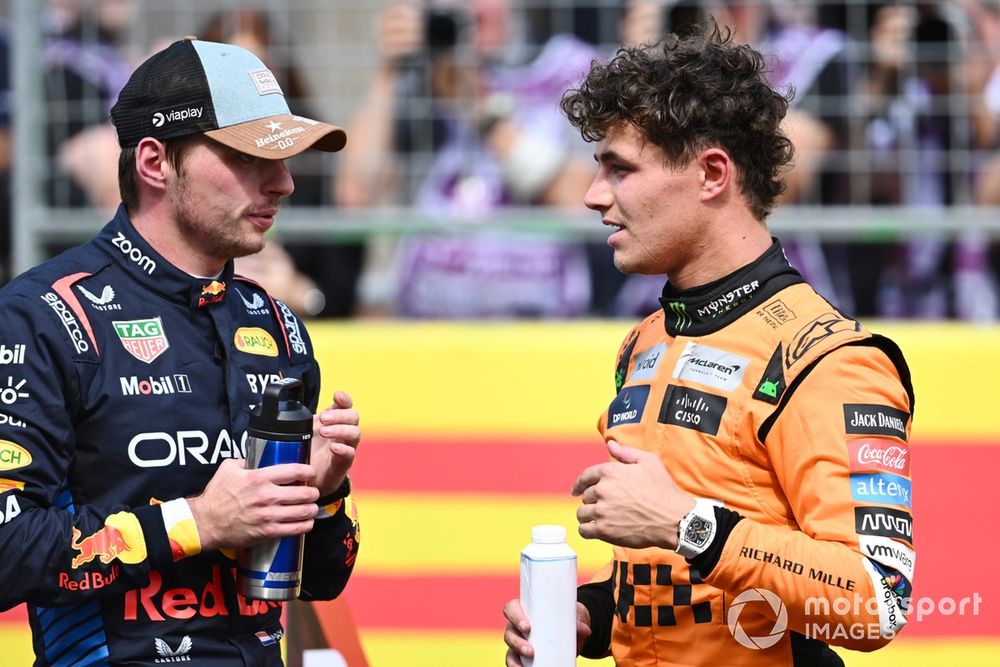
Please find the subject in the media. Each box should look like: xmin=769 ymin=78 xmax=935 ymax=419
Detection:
xmin=847 ymin=438 xmax=910 ymax=476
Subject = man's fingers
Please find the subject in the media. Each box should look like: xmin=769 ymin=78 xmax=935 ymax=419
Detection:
xmin=334 ymin=391 xmax=353 ymax=409
xmin=317 ymin=423 xmax=361 ymax=443
xmin=254 ymin=463 xmax=317 ymax=486
xmin=318 ymin=407 xmax=359 ymax=427
xmin=571 ymin=464 xmax=604 ymax=496
xmin=607 ymin=439 xmax=641 ymax=464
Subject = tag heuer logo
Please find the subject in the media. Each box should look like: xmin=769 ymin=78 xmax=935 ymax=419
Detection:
xmin=112 ymin=318 xmax=169 ymax=364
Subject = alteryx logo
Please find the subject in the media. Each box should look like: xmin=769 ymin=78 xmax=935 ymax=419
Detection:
xmin=851 ymin=473 xmax=912 ymax=509
xmin=608 ymin=385 xmax=651 ymax=427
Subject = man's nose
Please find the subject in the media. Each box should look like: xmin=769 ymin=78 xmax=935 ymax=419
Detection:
xmin=266 ymin=159 xmax=295 ymax=199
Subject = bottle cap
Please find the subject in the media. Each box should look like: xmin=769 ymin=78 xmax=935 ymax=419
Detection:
xmin=531 ymin=525 xmax=567 ymax=544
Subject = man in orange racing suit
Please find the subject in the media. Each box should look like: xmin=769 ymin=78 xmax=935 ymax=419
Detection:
xmin=503 ymin=25 xmax=914 ymax=667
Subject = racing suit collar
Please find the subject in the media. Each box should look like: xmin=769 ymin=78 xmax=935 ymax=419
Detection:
xmin=96 ymin=205 xmax=234 ymax=309
xmin=659 ymin=239 xmax=803 ymax=337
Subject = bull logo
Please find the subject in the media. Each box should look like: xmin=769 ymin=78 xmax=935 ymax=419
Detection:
xmin=201 ymin=280 xmax=226 ymax=296
xmin=198 ymin=280 xmax=227 ymax=308
xmin=70 ymin=525 xmax=132 ymax=569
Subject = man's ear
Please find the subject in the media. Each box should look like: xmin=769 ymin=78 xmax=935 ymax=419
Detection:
xmin=698 ymin=147 xmax=732 ymax=202
xmin=135 ymin=137 xmax=170 ymax=193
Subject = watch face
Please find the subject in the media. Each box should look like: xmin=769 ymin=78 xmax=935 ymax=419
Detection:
xmin=684 ymin=515 xmax=714 ymax=547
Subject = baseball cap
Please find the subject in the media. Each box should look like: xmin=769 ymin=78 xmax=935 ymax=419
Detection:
xmin=111 ymin=37 xmax=346 ymax=159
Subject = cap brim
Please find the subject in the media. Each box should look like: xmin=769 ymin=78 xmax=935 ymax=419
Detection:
xmin=204 ymin=114 xmax=347 ymax=159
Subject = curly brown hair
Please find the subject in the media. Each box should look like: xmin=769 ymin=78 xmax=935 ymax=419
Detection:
xmin=561 ymin=23 xmax=793 ymax=220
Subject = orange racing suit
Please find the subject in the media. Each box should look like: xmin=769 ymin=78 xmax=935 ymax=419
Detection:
xmin=577 ymin=241 xmax=915 ymax=666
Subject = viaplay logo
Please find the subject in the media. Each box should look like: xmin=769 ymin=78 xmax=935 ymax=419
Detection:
xmin=728 ymin=588 xmax=788 ymax=650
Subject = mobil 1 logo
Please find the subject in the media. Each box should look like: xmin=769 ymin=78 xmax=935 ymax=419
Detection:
xmin=658 ymin=385 xmax=727 ymax=435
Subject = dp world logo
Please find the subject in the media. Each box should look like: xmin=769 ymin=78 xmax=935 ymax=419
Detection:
xmin=152 ymin=112 xmax=165 ymax=127
xmin=728 ymin=588 xmax=787 ymax=650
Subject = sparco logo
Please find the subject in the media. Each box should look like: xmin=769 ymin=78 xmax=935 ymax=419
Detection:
xmin=120 ymin=374 xmax=191 ymax=396
xmin=41 ymin=293 xmax=90 ymax=354
xmin=111 ymin=232 xmax=156 ymax=274
xmin=855 ymin=507 xmax=913 ymax=546
xmin=276 ymin=300 xmax=307 ymax=354
xmin=696 ymin=280 xmax=759 ymax=318
xmin=151 ymin=106 xmax=202 ymax=128
xmin=128 ymin=429 xmax=247 ymax=468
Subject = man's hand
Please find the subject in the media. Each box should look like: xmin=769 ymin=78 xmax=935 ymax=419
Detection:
xmin=311 ymin=391 xmax=361 ymax=497
xmin=188 ymin=459 xmax=320 ymax=552
xmin=503 ymin=599 xmax=592 ymax=666
xmin=572 ymin=440 xmax=695 ymax=550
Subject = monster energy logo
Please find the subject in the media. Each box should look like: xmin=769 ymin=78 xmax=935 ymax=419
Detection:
xmin=669 ymin=302 xmax=692 ymax=332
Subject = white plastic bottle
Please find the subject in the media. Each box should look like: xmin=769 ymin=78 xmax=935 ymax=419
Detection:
xmin=520 ymin=525 xmax=577 ymax=667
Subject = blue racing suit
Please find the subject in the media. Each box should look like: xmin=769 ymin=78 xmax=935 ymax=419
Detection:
xmin=0 ymin=205 xmax=359 ymax=665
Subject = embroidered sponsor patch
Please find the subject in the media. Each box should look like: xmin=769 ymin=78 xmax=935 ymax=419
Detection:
xmin=658 ymin=385 xmax=727 ymax=435
xmin=847 ymin=437 xmax=910 ymax=475
xmin=785 ymin=312 xmax=856 ymax=367
xmin=851 ymin=473 xmax=912 ymax=509
xmin=629 ymin=343 xmax=667 ymax=382
xmin=112 ymin=318 xmax=169 ymax=364
xmin=234 ymin=327 xmax=278 ymax=357
xmin=672 ymin=342 xmax=747 ymax=392
xmin=607 ymin=385 xmax=651 ymax=427
xmin=844 ymin=404 xmax=909 ymax=440
xmin=0 ymin=440 xmax=32 ymax=471
xmin=855 ymin=506 xmax=913 ymax=546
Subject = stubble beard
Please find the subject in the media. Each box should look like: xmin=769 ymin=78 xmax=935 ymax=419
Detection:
xmin=171 ymin=183 xmax=265 ymax=261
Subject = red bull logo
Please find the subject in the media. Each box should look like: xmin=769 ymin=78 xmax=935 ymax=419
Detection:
xmin=201 ymin=280 xmax=226 ymax=296
xmin=198 ymin=280 xmax=227 ymax=307
xmin=71 ymin=525 xmax=132 ymax=569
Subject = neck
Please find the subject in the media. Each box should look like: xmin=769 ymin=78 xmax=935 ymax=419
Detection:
xmin=668 ymin=215 xmax=773 ymax=290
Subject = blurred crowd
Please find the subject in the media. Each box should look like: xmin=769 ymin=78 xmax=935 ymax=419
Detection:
xmin=3 ymin=0 xmax=1000 ymax=320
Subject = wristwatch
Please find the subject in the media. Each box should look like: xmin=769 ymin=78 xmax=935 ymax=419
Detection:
xmin=675 ymin=498 xmax=720 ymax=559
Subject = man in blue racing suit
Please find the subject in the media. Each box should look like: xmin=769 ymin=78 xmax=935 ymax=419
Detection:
xmin=0 ymin=38 xmax=361 ymax=665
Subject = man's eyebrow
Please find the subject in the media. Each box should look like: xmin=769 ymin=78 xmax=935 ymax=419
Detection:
xmin=594 ymin=149 xmax=625 ymax=163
